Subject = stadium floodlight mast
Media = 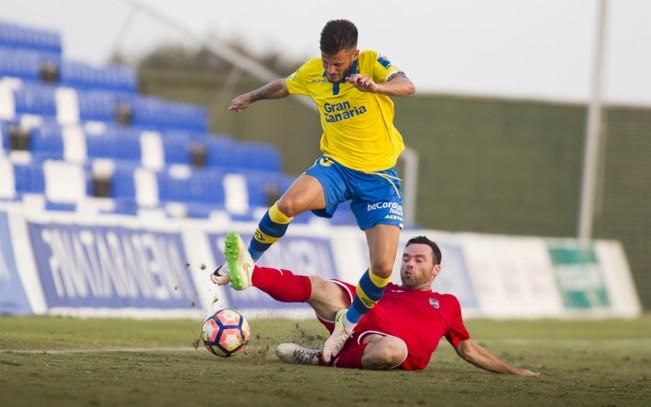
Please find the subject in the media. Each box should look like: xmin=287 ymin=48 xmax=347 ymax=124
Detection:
xmin=120 ymin=0 xmax=420 ymax=225
xmin=578 ymin=0 xmax=608 ymax=248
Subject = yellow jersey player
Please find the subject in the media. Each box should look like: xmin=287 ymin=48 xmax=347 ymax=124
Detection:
xmin=218 ymin=19 xmax=416 ymax=363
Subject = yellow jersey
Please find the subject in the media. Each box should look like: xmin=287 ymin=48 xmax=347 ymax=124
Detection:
xmin=285 ymin=50 xmax=405 ymax=172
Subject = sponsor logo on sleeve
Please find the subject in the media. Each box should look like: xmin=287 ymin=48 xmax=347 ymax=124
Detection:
xmin=377 ymin=55 xmax=392 ymax=69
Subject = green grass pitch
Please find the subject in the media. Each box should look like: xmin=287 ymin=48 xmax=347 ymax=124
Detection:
xmin=1 ymin=316 xmax=650 ymax=406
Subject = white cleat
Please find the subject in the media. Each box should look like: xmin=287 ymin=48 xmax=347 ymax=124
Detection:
xmin=223 ymin=231 xmax=254 ymax=290
xmin=210 ymin=264 xmax=230 ymax=285
xmin=276 ymin=343 xmax=322 ymax=366
xmin=322 ymin=309 xmax=355 ymax=363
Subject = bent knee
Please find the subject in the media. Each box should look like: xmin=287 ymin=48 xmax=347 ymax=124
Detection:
xmin=307 ymin=276 xmax=350 ymax=319
xmin=363 ymin=337 xmax=408 ymax=370
xmin=276 ymin=196 xmax=304 ymax=218
xmin=370 ymin=262 xmax=394 ymax=279
xmin=275 ymin=198 xmax=296 ymax=217
xmin=307 ymin=276 xmax=329 ymax=299
xmin=381 ymin=338 xmax=408 ymax=367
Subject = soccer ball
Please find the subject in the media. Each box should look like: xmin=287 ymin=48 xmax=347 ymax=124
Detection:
xmin=201 ymin=308 xmax=251 ymax=357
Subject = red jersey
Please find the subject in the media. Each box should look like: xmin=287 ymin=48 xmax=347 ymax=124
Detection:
xmin=322 ymin=282 xmax=470 ymax=370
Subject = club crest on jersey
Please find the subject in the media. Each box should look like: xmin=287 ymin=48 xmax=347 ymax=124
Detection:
xmin=429 ymin=298 xmax=440 ymax=309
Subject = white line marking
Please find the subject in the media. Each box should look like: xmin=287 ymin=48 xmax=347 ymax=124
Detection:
xmin=0 ymin=345 xmax=267 ymax=355
xmin=1 ymin=339 xmax=649 ymax=355
xmin=0 ymin=347 xmax=202 ymax=354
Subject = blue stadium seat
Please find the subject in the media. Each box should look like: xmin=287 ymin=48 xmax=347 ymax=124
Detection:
xmin=202 ymin=138 xmax=282 ymax=172
xmin=246 ymin=172 xmax=310 ymax=223
xmin=0 ymin=120 xmax=9 ymax=151
xmin=156 ymin=169 xmax=186 ymax=203
xmin=84 ymin=160 xmax=137 ymax=214
xmin=0 ymin=48 xmax=45 ymax=82
xmin=110 ymin=162 xmax=137 ymax=202
xmin=183 ymin=203 xmax=215 ymax=218
xmin=13 ymin=84 xmax=56 ymax=116
xmin=158 ymin=167 xmax=225 ymax=207
xmin=85 ymin=134 xmax=112 ymax=160
xmin=31 ymin=124 xmax=64 ymax=160
xmin=98 ymin=124 xmax=141 ymax=139
xmin=162 ymin=132 xmax=192 ymax=165
xmin=60 ymin=61 xmax=137 ymax=93
xmin=0 ymin=21 xmax=62 ymax=56
xmin=110 ymin=65 xmax=137 ymax=93
xmin=239 ymin=141 xmax=281 ymax=172
xmin=130 ymin=96 xmax=208 ymax=132
xmin=110 ymin=199 xmax=139 ymax=215
xmin=36 ymin=116 xmax=60 ymax=130
xmin=196 ymin=169 xmax=226 ymax=205
xmin=86 ymin=129 xmax=141 ymax=162
xmin=242 ymin=170 xmax=287 ymax=208
xmin=12 ymin=161 xmax=45 ymax=195
xmin=77 ymin=90 xmax=118 ymax=122
xmin=204 ymin=136 xmax=240 ymax=169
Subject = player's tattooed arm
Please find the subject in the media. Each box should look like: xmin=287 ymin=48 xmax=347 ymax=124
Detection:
xmin=387 ymin=71 xmax=408 ymax=81
xmin=229 ymin=79 xmax=289 ymax=112
xmin=249 ymin=79 xmax=289 ymax=101
xmin=373 ymin=71 xmax=415 ymax=96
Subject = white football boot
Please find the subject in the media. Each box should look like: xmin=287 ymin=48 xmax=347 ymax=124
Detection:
xmin=322 ymin=309 xmax=355 ymax=363
xmin=276 ymin=343 xmax=322 ymax=366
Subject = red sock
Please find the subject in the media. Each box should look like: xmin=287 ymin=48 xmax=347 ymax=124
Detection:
xmin=251 ymin=265 xmax=312 ymax=302
xmin=332 ymin=342 xmax=367 ymax=369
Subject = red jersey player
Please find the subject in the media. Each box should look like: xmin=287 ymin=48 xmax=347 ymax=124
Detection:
xmin=212 ymin=234 xmax=539 ymax=375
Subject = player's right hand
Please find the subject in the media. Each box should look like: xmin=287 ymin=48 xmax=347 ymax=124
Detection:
xmin=346 ymin=74 xmax=378 ymax=93
xmin=515 ymin=367 xmax=541 ymax=377
xmin=229 ymin=94 xmax=252 ymax=112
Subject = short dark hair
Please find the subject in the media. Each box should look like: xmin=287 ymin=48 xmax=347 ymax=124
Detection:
xmin=406 ymin=236 xmax=442 ymax=265
xmin=320 ymin=19 xmax=358 ymax=54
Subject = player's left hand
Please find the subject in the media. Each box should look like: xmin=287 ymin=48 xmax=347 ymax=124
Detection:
xmin=347 ymin=74 xmax=378 ymax=93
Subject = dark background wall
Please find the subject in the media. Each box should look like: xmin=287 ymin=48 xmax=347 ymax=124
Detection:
xmin=138 ymin=68 xmax=651 ymax=309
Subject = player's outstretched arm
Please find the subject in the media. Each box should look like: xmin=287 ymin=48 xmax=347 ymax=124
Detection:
xmin=229 ymin=79 xmax=290 ymax=112
xmin=454 ymin=339 xmax=540 ymax=377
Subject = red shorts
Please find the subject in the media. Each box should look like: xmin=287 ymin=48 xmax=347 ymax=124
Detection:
xmin=316 ymin=280 xmax=425 ymax=370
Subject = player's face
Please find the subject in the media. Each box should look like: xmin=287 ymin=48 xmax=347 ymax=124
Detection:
xmin=321 ymin=48 xmax=359 ymax=83
xmin=400 ymin=243 xmax=441 ymax=290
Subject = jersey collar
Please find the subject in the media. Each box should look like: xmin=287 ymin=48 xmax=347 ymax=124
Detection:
xmin=325 ymin=59 xmax=358 ymax=96
xmin=322 ymin=58 xmax=359 ymax=84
